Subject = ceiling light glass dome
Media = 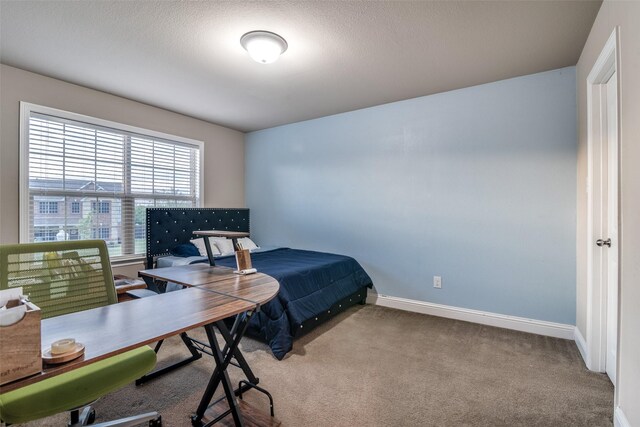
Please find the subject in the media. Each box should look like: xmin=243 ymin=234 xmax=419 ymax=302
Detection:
xmin=240 ymin=30 xmax=288 ymax=64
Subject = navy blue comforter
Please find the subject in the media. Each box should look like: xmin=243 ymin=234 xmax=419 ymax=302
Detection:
xmin=215 ymin=248 xmax=372 ymax=359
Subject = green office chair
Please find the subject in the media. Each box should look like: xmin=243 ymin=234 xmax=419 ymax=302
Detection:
xmin=0 ymin=240 xmax=161 ymax=426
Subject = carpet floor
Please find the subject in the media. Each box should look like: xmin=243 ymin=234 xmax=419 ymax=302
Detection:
xmin=18 ymin=305 xmax=613 ymax=426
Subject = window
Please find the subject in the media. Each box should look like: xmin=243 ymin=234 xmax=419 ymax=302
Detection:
xmin=92 ymin=201 xmax=111 ymax=214
xmin=68 ymin=227 xmax=79 ymax=240
xmin=93 ymin=227 xmax=111 ymax=240
xmin=38 ymin=201 xmax=58 ymax=214
xmin=21 ymin=103 xmax=203 ymax=259
xmin=33 ymin=226 xmax=59 ymax=242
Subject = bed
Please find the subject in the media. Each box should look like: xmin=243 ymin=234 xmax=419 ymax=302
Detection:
xmin=145 ymin=208 xmax=372 ymax=359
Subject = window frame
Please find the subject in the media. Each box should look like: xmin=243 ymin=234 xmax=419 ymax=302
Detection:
xmin=38 ymin=201 xmax=59 ymax=214
xmin=70 ymin=201 xmax=81 ymax=214
xmin=19 ymin=102 xmax=205 ymax=261
xmin=92 ymin=201 xmax=111 ymax=214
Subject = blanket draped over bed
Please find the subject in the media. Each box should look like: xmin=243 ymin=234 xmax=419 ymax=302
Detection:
xmin=215 ymin=248 xmax=372 ymax=360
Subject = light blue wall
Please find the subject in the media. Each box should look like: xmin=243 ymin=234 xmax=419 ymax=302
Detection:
xmin=246 ymin=67 xmax=577 ymax=325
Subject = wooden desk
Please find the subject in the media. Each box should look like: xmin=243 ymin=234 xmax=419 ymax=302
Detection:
xmin=139 ymin=263 xmax=236 ymax=288
xmin=0 ymin=272 xmax=280 ymax=427
xmin=0 ymin=287 xmax=249 ymax=393
xmin=192 ymin=230 xmax=249 ymax=266
xmin=138 ymin=265 xmax=280 ymax=305
xmin=137 ymin=266 xmax=280 ymax=426
xmin=114 ymin=275 xmax=148 ymax=302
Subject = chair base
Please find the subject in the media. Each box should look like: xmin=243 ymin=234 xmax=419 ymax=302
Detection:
xmin=68 ymin=406 xmax=161 ymax=427
xmin=69 ymin=406 xmax=95 ymax=426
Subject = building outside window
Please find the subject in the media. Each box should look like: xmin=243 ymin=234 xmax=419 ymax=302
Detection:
xmin=21 ymin=103 xmax=203 ymax=259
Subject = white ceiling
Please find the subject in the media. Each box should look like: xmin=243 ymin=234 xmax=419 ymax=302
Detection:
xmin=0 ymin=1 xmax=601 ymax=132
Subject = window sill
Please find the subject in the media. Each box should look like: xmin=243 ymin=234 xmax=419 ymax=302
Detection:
xmin=110 ymin=255 xmax=146 ymax=267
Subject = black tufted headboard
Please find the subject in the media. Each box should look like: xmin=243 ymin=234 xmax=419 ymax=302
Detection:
xmin=145 ymin=207 xmax=250 ymax=268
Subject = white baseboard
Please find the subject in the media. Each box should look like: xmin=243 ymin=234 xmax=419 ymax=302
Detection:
xmin=614 ymin=407 xmax=630 ymax=427
xmin=366 ymin=293 xmax=575 ymax=339
xmin=573 ymin=327 xmax=589 ymax=366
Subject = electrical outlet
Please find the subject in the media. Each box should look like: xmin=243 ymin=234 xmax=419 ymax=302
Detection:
xmin=433 ymin=276 xmax=442 ymax=289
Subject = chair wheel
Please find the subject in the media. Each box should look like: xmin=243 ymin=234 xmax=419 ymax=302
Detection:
xmin=87 ymin=408 xmax=96 ymax=425
xmin=149 ymin=415 xmax=162 ymax=426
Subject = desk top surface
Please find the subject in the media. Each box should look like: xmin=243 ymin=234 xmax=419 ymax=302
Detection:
xmin=1 ymin=271 xmax=279 ymax=393
xmin=193 ymin=230 xmax=249 ymax=238
xmin=139 ymin=266 xmax=280 ymax=305
xmin=139 ymin=263 xmax=235 ymax=286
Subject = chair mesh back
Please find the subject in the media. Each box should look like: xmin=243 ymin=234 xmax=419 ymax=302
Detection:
xmin=0 ymin=240 xmax=117 ymax=319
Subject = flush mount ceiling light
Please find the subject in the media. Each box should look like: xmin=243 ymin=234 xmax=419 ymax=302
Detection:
xmin=240 ymin=30 xmax=288 ymax=64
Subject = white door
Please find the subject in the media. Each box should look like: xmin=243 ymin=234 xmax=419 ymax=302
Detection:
xmin=593 ymin=70 xmax=619 ymax=384
xmin=604 ymin=72 xmax=618 ymax=384
xmin=585 ymin=28 xmax=619 ymax=381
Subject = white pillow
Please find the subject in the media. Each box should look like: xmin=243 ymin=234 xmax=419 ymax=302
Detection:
xmin=211 ymin=238 xmax=235 ymax=255
xmin=237 ymin=237 xmax=259 ymax=250
xmin=190 ymin=238 xmax=207 ymax=256
xmin=191 ymin=238 xmax=221 ymax=257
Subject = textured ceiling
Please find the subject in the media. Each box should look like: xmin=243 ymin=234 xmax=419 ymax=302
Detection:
xmin=0 ymin=1 xmax=601 ymax=132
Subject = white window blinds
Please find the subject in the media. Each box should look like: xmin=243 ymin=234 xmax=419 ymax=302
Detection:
xmin=22 ymin=104 xmax=202 ymax=259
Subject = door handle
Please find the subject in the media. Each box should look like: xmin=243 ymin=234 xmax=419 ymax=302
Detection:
xmin=596 ymin=238 xmax=612 ymax=247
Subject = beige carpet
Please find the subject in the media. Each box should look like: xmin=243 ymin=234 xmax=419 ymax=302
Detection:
xmin=20 ymin=305 xmax=613 ymax=426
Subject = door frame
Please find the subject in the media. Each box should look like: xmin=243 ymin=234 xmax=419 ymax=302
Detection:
xmin=585 ymin=27 xmax=620 ymax=376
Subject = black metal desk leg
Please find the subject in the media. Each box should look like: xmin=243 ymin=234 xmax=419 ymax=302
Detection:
xmin=215 ymin=320 xmax=259 ymax=387
xmin=203 ymin=237 xmax=217 ymax=266
xmin=214 ymin=340 xmax=243 ymax=427
xmin=191 ymin=311 xmax=253 ymax=427
xmin=136 ymin=332 xmax=202 ymax=385
xmin=140 ymin=275 xmax=163 ymax=294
